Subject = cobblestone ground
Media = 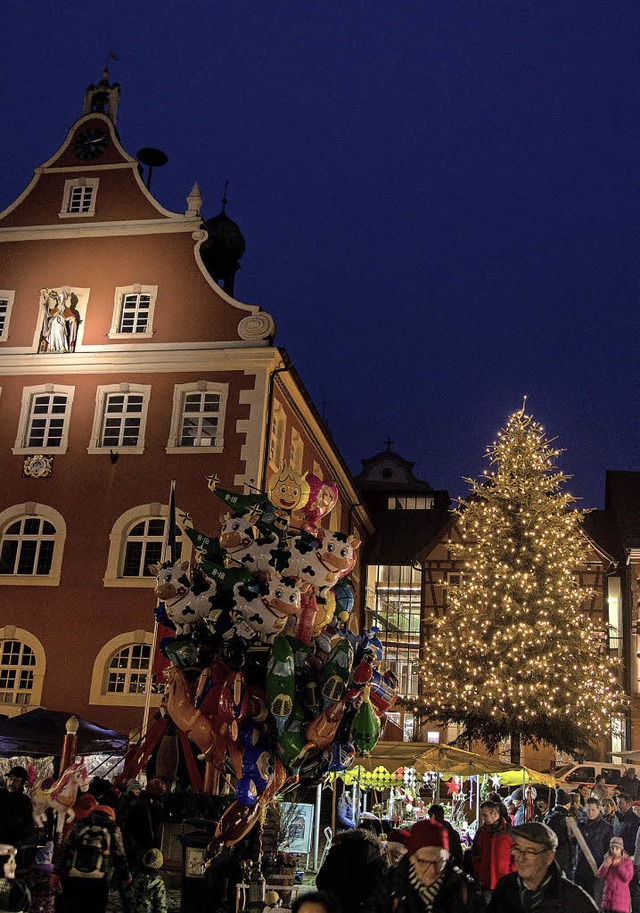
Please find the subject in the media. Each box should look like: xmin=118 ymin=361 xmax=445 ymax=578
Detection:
xmin=105 ymin=881 xmax=314 ymax=911
xmin=106 ymin=886 xmax=181 ymax=912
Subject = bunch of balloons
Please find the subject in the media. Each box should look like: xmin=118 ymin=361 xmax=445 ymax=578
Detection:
xmin=150 ymin=466 xmax=399 ymax=851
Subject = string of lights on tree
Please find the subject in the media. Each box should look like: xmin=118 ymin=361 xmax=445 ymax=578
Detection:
xmin=413 ymin=402 xmax=625 ymax=759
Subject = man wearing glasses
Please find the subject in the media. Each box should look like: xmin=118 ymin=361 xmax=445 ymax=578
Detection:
xmin=488 ymin=822 xmax=597 ymax=912
xmin=369 ymin=819 xmax=483 ymax=912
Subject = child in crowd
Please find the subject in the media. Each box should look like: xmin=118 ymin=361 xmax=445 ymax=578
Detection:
xmin=26 ymin=841 xmax=58 ymax=913
xmin=597 ymin=835 xmax=634 ymax=913
xmin=123 ymin=848 xmax=167 ymax=913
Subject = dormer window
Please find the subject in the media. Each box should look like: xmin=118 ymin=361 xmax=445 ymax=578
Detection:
xmin=59 ymin=178 xmax=99 ymax=218
xmin=108 ymin=285 xmax=158 ymax=339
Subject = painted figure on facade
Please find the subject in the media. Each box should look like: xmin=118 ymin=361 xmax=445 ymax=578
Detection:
xmin=39 ymin=288 xmax=80 ymax=352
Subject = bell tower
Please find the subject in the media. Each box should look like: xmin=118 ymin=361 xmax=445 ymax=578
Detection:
xmin=82 ymin=68 xmax=121 ymax=124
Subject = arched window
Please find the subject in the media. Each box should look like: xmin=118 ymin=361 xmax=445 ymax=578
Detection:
xmin=0 ymin=627 xmax=46 ymax=715
xmin=90 ymin=631 xmax=162 ymax=708
xmin=107 ymin=643 xmax=152 ymax=694
xmin=0 ymin=641 xmax=35 ymax=706
xmin=0 ymin=505 xmax=66 ymax=586
xmin=104 ymin=504 xmax=190 ymax=588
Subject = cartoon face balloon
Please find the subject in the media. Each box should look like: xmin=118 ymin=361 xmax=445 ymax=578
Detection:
xmin=295 ymin=474 xmax=339 ymax=534
xmin=267 ymin=467 xmax=310 ymax=513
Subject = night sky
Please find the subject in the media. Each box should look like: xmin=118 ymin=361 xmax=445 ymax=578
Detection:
xmin=1 ymin=2 xmax=637 ymax=508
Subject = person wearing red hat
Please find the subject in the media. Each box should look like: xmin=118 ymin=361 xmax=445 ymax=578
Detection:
xmin=369 ymin=820 xmax=483 ymax=912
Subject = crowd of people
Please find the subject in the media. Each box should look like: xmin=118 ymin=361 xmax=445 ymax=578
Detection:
xmin=309 ymin=778 xmax=640 ymax=913
xmin=0 ymin=767 xmax=169 ymax=913
xmin=5 ymin=758 xmax=640 ymax=913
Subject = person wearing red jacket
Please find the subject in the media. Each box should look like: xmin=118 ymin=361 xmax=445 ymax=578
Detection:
xmin=472 ymin=799 xmax=516 ymax=896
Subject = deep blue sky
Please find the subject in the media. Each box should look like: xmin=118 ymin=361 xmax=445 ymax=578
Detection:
xmin=1 ymin=1 xmax=637 ymax=508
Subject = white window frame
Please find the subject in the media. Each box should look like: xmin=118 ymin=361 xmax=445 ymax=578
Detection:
xmin=13 ymin=384 xmax=75 ymax=455
xmin=103 ymin=504 xmax=191 ymax=589
xmin=59 ymin=178 xmax=100 ymax=218
xmin=108 ymin=284 xmax=157 ymax=339
xmin=90 ymin=631 xmax=161 ymax=708
xmin=0 ymin=627 xmax=46 ymax=716
xmin=268 ymin=405 xmax=286 ymax=468
xmin=0 ymin=291 xmax=15 ymax=342
xmin=166 ymin=381 xmax=228 ymax=454
xmin=0 ymin=504 xmax=66 ymax=587
xmin=87 ymin=384 xmax=151 ymax=455
xmin=289 ymin=428 xmax=303 ymax=473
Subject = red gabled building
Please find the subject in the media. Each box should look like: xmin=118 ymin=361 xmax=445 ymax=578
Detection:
xmin=0 ymin=72 xmax=371 ymax=736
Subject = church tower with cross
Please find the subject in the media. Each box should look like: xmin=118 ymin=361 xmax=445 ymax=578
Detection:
xmin=0 ymin=72 xmax=371 ymax=735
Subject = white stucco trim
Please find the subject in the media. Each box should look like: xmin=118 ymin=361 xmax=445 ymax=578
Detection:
xmin=234 ymin=369 xmax=270 ymax=490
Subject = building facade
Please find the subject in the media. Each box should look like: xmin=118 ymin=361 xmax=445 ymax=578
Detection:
xmin=356 ymin=445 xmax=451 ymax=740
xmin=0 ymin=74 xmax=371 ymax=737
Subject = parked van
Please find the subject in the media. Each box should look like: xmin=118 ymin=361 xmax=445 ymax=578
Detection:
xmin=555 ymin=761 xmax=629 ymax=791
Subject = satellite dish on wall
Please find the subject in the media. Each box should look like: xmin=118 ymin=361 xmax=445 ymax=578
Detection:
xmin=136 ymin=147 xmax=168 ymax=190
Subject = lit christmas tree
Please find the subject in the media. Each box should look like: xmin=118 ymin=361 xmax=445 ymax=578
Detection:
xmin=414 ymin=403 xmax=624 ymax=763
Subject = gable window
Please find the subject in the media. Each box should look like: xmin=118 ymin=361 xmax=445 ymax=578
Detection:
xmin=59 ymin=178 xmax=99 ymax=218
xmin=387 ymin=495 xmax=434 ymax=510
xmin=0 ymin=291 xmax=15 ymax=342
xmin=108 ymin=285 xmax=157 ymax=339
xmin=13 ymin=385 xmax=74 ymax=455
xmin=166 ymin=382 xmax=228 ymax=454
xmin=88 ymin=384 xmax=151 ymax=455
xmin=0 ymin=505 xmax=66 ymax=587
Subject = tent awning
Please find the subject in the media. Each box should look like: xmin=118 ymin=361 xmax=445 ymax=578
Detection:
xmin=337 ymin=741 xmax=555 ymax=785
xmin=0 ymin=709 xmax=128 ymax=757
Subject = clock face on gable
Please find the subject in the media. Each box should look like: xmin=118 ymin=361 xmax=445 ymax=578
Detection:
xmin=73 ymin=128 xmax=109 ymax=160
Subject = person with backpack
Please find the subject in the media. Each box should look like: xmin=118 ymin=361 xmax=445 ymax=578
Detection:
xmin=58 ymin=804 xmax=131 ymax=913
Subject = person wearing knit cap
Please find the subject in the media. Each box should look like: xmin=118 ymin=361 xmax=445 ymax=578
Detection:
xmin=487 ymin=822 xmax=597 ymax=912
xmin=26 ymin=840 xmax=58 ymax=913
xmin=369 ymin=820 xmax=483 ymax=912
xmin=597 ymin=835 xmax=634 ymax=913
xmin=543 ymin=787 xmax=575 ymax=876
xmin=123 ymin=848 xmax=167 ymax=913
xmin=0 ymin=765 xmax=35 ymax=852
